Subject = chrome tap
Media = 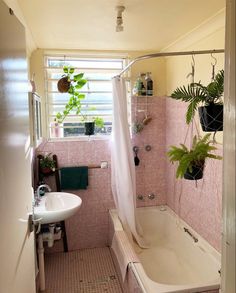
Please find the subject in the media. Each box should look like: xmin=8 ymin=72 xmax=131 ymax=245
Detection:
xmin=34 ymin=184 xmax=51 ymax=206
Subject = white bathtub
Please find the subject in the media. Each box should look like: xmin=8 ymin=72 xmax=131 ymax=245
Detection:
xmin=109 ymin=206 xmax=221 ymax=293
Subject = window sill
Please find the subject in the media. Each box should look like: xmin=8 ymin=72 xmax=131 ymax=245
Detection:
xmin=47 ymin=135 xmax=111 ymax=143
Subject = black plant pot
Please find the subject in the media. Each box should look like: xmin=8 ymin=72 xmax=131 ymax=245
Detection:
xmin=184 ymin=165 xmax=204 ymax=180
xmin=198 ymin=104 xmax=223 ymax=132
xmin=84 ymin=122 xmax=95 ymax=135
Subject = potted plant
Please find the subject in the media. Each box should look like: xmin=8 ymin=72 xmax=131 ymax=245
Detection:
xmin=56 ymin=66 xmax=104 ymax=135
xmin=167 ymin=134 xmax=222 ymax=180
xmin=170 ymin=70 xmax=224 ymax=131
xmin=38 ymin=153 xmax=56 ymax=175
xmin=81 ymin=109 xmax=105 ymax=135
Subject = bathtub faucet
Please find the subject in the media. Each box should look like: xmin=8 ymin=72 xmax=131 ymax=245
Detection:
xmin=184 ymin=227 xmax=198 ymax=243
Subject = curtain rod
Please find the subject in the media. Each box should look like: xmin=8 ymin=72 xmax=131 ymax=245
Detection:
xmin=117 ymin=49 xmax=225 ymax=77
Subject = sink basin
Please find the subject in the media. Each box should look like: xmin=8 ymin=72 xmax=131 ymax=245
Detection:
xmin=34 ymin=192 xmax=82 ymax=224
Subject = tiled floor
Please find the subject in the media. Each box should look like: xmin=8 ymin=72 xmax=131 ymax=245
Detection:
xmin=44 ymin=247 xmax=123 ymax=293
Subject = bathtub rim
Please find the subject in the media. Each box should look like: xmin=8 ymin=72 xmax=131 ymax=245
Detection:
xmin=109 ymin=205 xmax=221 ymax=293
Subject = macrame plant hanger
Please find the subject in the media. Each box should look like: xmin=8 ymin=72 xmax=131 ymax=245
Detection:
xmin=175 ymin=55 xmax=201 ymax=215
xmin=211 ymin=53 xmax=217 ymax=81
xmin=183 ymin=55 xmax=200 ymax=147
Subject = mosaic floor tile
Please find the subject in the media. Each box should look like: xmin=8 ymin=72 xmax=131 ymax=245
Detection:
xmin=44 ymin=247 xmax=123 ymax=293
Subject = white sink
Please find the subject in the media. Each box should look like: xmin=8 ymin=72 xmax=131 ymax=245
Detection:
xmin=34 ymin=192 xmax=82 ymax=224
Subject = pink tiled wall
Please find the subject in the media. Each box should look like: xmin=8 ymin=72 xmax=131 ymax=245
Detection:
xmin=131 ymin=96 xmax=167 ymax=207
xmin=165 ymin=98 xmax=222 ymax=251
xmin=37 ymin=140 xmax=115 ymax=250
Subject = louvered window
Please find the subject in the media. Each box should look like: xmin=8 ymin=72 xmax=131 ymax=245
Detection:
xmin=44 ymin=55 xmax=128 ymax=139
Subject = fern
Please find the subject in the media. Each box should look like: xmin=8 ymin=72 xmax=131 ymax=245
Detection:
xmin=170 ymin=70 xmax=224 ymax=123
xmin=167 ymin=134 xmax=222 ymax=179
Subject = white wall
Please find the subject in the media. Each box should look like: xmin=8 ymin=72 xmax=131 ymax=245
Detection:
xmin=0 ymin=1 xmax=36 ymax=292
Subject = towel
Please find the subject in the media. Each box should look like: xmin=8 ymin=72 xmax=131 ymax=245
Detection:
xmin=60 ymin=166 xmax=88 ymax=190
xmin=111 ymin=231 xmax=140 ymax=281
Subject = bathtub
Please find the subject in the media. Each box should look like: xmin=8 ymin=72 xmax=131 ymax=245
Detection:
xmin=109 ymin=206 xmax=221 ymax=293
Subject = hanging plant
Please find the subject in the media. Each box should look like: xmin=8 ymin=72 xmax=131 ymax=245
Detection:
xmin=167 ymin=134 xmax=222 ymax=180
xmin=170 ymin=70 xmax=224 ymax=131
xmin=55 ymin=66 xmax=87 ymax=123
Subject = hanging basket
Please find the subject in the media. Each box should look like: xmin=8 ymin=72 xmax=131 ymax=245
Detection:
xmin=184 ymin=164 xmax=204 ymax=180
xmin=84 ymin=122 xmax=95 ymax=135
xmin=198 ymin=104 xmax=223 ymax=132
xmin=57 ymin=76 xmax=71 ymax=93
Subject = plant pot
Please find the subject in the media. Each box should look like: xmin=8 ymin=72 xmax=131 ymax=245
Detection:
xmin=198 ymin=104 xmax=223 ymax=132
xmin=57 ymin=77 xmax=71 ymax=93
xmin=84 ymin=122 xmax=95 ymax=135
xmin=40 ymin=167 xmax=54 ymax=176
xmin=184 ymin=165 xmax=204 ymax=180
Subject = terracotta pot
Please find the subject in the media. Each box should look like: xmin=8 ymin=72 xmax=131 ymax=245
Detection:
xmin=40 ymin=167 xmax=54 ymax=176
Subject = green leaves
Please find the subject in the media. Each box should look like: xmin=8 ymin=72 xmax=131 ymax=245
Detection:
xmin=74 ymin=73 xmax=84 ymax=80
xmin=75 ymin=79 xmax=87 ymax=89
xmin=167 ymin=134 xmax=222 ymax=179
xmin=39 ymin=153 xmax=56 ymax=169
xmin=55 ymin=67 xmax=87 ymax=123
xmin=55 ymin=67 xmax=104 ymax=130
xmin=170 ymin=70 xmax=224 ymax=123
xmin=93 ymin=117 xmax=104 ymax=128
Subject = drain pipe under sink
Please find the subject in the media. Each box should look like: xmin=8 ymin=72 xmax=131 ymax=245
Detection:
xmin=37 ymin=224 xmax=62 ymax=291
xmin=38 ymin=234 xmax=45 ymax=291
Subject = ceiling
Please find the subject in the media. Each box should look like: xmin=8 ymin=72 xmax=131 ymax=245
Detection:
xmin=18 ymin=0 xmax=225 ymax=51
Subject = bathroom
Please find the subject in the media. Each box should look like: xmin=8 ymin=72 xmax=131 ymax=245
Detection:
xmin=0 ymin=0 xmax=235 ymax=293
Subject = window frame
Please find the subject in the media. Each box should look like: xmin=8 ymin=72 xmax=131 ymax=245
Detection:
xmin=44 ymin=53 xmax=129 ymax=141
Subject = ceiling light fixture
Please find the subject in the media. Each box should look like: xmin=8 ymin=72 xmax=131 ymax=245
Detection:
xmin=116 ymin=6 xmax=125 ymax=32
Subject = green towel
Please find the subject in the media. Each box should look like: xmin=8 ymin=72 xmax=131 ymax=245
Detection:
xmin=60 ymin=166 xmax=88 ymax=190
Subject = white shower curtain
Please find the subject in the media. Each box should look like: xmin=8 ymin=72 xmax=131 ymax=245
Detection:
xmin=111 ymin=76 xmax=148 ymax=248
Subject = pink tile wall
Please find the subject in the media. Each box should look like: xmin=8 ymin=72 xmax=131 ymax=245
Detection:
xmin=165 ymin=98 xmax=222 ymax=251
xmin=37 ymin=139 xmax=115 ymax=250
xmin=131 ymin=96 xmax=167 ymax=207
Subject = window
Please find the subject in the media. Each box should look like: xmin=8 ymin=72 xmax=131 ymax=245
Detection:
xmin=45 ymin=55 xmax=128 ymax=139
xmin=29 ymin=92 xmax=43 ymax=147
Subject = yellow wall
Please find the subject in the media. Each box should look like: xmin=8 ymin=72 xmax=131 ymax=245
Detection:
xmin=165 ymin=27 xmax=225 ymax=95
xmin=164 ymin=11 xmax=225 ymax=143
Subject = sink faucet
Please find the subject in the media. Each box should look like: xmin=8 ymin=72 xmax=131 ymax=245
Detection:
xmin=35 ymin=184 xmax=51 ymax=206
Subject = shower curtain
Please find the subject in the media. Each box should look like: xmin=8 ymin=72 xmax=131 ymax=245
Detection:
xmin=111 ymin=76 xmax=148 ymax=248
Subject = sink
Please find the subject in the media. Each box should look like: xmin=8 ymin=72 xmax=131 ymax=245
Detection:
xmin=34 ymin=192 xmax=82 ymax=224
